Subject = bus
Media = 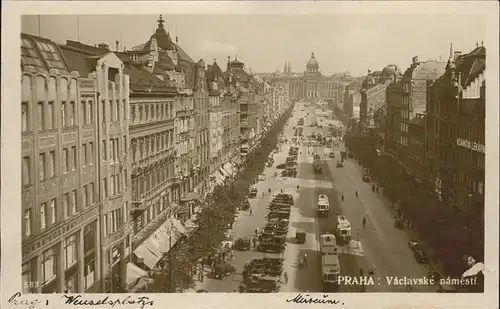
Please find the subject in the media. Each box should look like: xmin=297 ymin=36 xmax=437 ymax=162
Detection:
xmin=335 ymin=215 xmax=352 ymax=245
xmin=320 ymin=233 xmax=338 ymax=256
xmin=321 ymin=254 xmax=340 ymax=291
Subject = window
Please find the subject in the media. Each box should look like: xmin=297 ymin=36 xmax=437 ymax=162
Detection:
xmin=61 ymin=101 xmax=67 ymax=126
xmin=63 ymin=148 xmax=69 ymax=173
xmin=84 ymin=261 xmax=95 ymax=289
xmin=110 ymin=175 xmax=115 ymax=196
xmin=81 ymin=100 xmax=87 ymax=124
xmin=478 ymin=181 xmax=484 ymax=195
xmin=64 ymin=234 xmax=77 ymax=269
xmin=24 ymin=209 xmax=32 ymax=237
xmin=23 ymin=156 xmax=31 ymax=185
xmin=39 ymin=153 xmax=46 ymax=181
xmin=89 ymin=182 xmax=94 ymax=204
xmin=102 ymin=100 xmax=106 ymax=122
xmin=22 ymin=261 xmax=34 ymax=293
xmin=40 ymin=202 xmax=47 ymax=230
xmin=37 ymin=102 xmax=44 ymax=130
xmin=89 ymin=142 xmax=94 ymax=164
xmin=88 ymin=100 xmax=93 ymax=123
xmin=22 ymin=102 xmax=29 ymax=132
xmin=47 ymin=102 xmax=54 ymax=129
xmin=49 ymin=151 xmax=55 ymax=178
xmin=83 ymin=144 xmax=87 ymax=166
xmin=69 ymin=101 xmax=75 ymax=125
xmin=102 ymin=140 xmax=107 ymax=161
xmin=41 ymin=248 xmax=56 ymax=284
xmin=71 ymin=190 xmax=77 ymax=214
xmin=71 ymin=146 xmax=77 ymax=171
xmin=84 ymin=222 xmax=96 ymax=254
xmin=82 ymin=185 xmax=88 ymax=208
xmin=50 ymin=199 xmax=56 ymax=224
xmin=103 ymin=178 xmax=108 ymax=198
xmin=63 ymin=193 xmax=69 ymax=218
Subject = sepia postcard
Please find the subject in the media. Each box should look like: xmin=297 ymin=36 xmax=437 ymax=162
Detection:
xmin=1 ymin=1 xmax=499 ymax=309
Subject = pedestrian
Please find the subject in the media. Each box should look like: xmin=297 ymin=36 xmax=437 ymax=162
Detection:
xmin=284 ymin=272 xmax=288 ymax=284
xmin=359 ymin=268 xmax=364 ymax=276
xmin=356 ymin=190 xmax=358 ymax=197
xmin=341 ymin=194 xmax=344 ymax=202
xmin=249 ymin=207 xmax=252 ymax=215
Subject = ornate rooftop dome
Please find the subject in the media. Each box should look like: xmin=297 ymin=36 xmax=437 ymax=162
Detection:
xmin=382 ymin=64 xmax=400 ymax=77
xmin=306 ymin=52 xmax=319 ymax=70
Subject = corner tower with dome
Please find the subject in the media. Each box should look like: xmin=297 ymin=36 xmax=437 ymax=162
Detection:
xmin=275 ymin=52 xmax=354 ymax=106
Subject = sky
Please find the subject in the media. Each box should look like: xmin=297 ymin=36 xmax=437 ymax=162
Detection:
xmin=21 ymin=14 xmax=485 ymax=77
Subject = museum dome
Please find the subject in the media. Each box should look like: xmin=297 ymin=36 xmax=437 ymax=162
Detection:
xmin=306 ymin=52 xmax=319 ymax=70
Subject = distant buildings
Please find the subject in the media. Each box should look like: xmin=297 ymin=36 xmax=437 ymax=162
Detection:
xmin=275 ymin=53 xmax=353 ymax=107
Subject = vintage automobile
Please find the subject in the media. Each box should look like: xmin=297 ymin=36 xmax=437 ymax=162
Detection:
xmin=408 ymin=240 xmax=428 ymax=263
xmin=248 ymin=187 xmax=258 ymax=198
xmin=211 ymin=262 xmax=236 ymax=279
xmin=276 ymin=163 xmax=287 ymax=169
xmin=336 ymin=161 xmax=343 ymax=168
xmin=241 ymin=199 xmax=251 ymax=211
xmin=329 ymin=152 xmax=335 ymax=158
xmin=362 ymin=175 xmax=371 ymax=182
xmin=234 ymin=237 xmax=252 ymax=251
xmin=295 ymin=230 xmax=306 ymax=244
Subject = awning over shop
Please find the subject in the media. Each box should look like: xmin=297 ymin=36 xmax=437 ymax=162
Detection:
xmin=219 ymin=166 xmax=230 ymax=179
xmin=222 ymin=162 xmax=234 ymax=176
xmin=214 ymin=171 xmax=225 ymax=184
xmin=133 ymin=218 xmax=184 ymax=269
xmin=126 ymin=262 xmax=148 ymax=287
xmin=184 ymin=218 xmax=199 ymax=236
xmin=172 ymin=218 xmax=187 ymax=235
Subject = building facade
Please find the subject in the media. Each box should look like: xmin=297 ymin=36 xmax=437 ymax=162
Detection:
xmin=427 ymin=45 xmax=485 ymax=236
xmin=21 ymin=33 xmax=132 ymax=294
xmin=193 ymin=60 xmax=210 ymax=193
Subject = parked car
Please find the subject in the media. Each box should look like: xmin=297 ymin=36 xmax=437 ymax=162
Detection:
xmin=248 ymin=188 xmax=258 ymax=198
xmin=258 ymin=174 xmax=266 ymax=181
xmin=276 ymin=163 xmax=287 ymax=169
xmin=336 ymin=161 xmax=343 ymax=168
xmin=329 ymin=152 xmax=335 ymax=158
xmin=362 ymin=175 xmax=370 ymax=182
xmin=408 ymin=240 xmax=428 ymax=263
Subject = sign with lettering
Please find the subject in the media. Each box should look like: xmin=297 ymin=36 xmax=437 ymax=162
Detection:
xmin=412 ymin=63 xmax=446 ymax=80
xmin=78 ymin=79 xmax=95 ymax=91
xmin=457 ymin=138 xmax=485 ymax=153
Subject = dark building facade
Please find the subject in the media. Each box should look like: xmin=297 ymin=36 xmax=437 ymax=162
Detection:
xmin=426 ymin=45 xmax=485 ymax=263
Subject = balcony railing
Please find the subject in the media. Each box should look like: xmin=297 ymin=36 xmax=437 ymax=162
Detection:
xmin=131 ymin=199 xmax=146 ymax=213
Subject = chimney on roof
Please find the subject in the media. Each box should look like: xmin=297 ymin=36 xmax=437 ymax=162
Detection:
xmin=116 ymin=40 xmax=119 ymax=52
xmin=481 ymin=41 xmax=483 ymax=46
xmin=476 ymin=42 xmax=479 ymax=48
xmin=98 ymin=42 xmax=109 ymax=51
xmin=123 ymin=46 xmax=126 ymax=52
xmin=453 ymin=51 xmax=462 ymax=60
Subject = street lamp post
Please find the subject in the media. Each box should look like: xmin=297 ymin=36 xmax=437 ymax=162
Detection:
xmin=356 ymin=229 xmax=360 ymax=249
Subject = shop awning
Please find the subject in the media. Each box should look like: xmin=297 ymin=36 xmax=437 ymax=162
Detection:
xmin=214 ymin=171 xmax=225 ymax=184
xmin=222 ymin=162 xmax=234 ymax=176
xmin=219 ymin=167 xmax=230 ymax=179
xmin=126 ymin=263 xmax=148 ymax=287
xmin=133 ymin=218 xmax=184 ymax=269
xmin=172 ymin=218 xmax=187 ymax=235
xmin=184 ymin=218 xmax=199 ymax=236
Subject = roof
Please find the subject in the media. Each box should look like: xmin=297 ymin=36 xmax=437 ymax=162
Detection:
xmin=457 ymin=46 xmax=486 ymax=87
xmin=59 ymin=45 xmax=98 ymax=77
xmin=21 ymin=33 xmax=70 ymax=74
xmin=125 ymin=62 xmax=177 ymax=94
xmin=322 ymin=254 xmax=340 ymax=265
xmin=175 ymin=44 xmax=195 ymax=64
